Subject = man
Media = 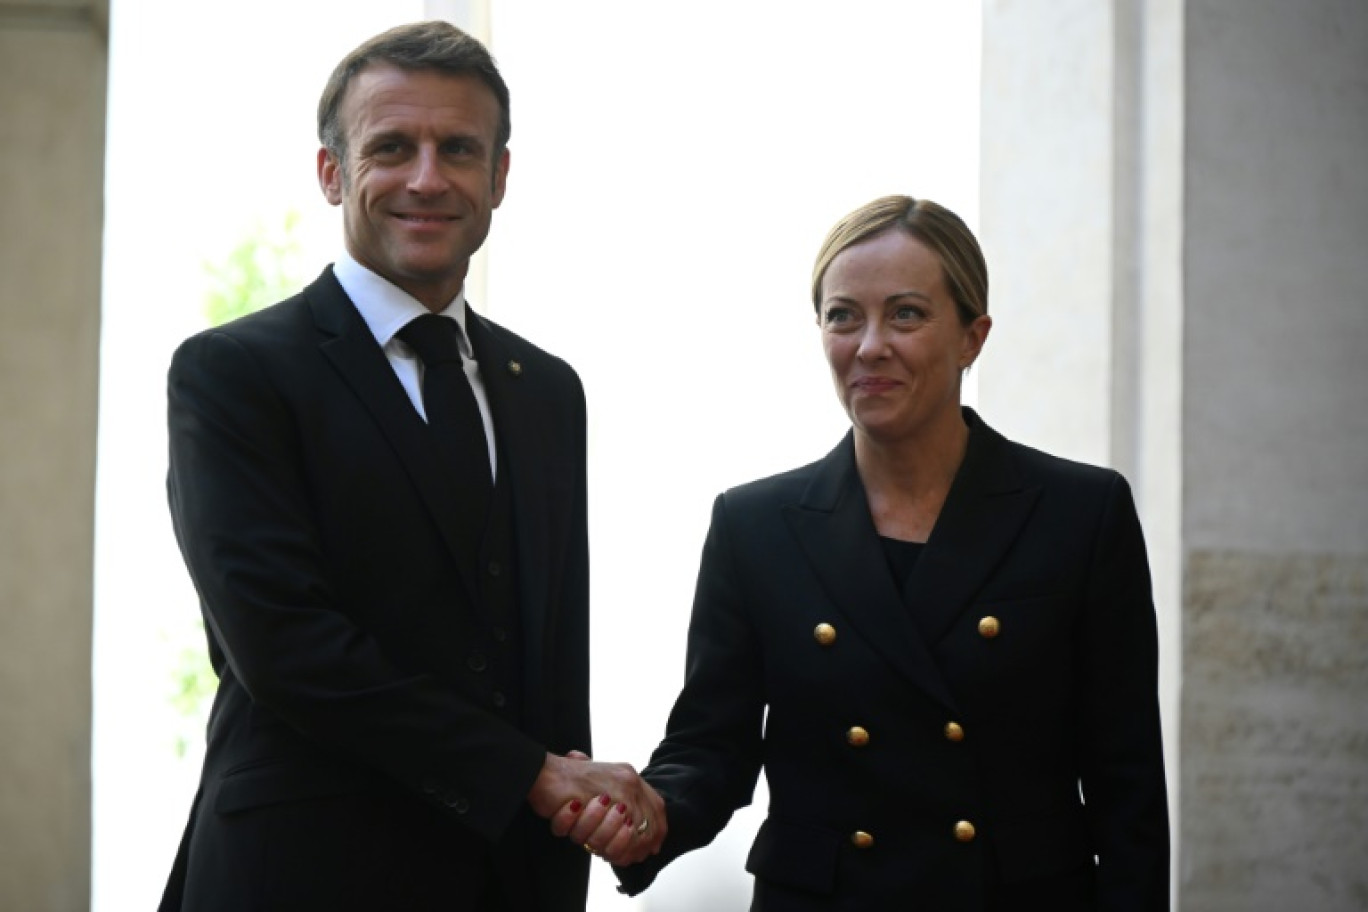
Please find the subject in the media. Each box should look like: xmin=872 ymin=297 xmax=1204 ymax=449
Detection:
xmin=159 ymin=21 xmax=662 ymax=912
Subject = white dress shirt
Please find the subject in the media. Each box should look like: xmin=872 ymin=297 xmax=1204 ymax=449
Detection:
xmin=333 ymin=251 xmax=497 ymax=480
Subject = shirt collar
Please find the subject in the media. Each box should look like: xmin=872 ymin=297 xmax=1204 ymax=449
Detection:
xmin=332 ymin=250 xmax=471 ymax=355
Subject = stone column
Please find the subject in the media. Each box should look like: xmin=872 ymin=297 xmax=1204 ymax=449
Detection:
xmin=0 ymin=1 xmax=108 ymax=909
xmin=1180 ymin=2 xmax=1368 ymax=908
xmin=980 ymin=0 xmax=1368 ymax=908
xmin=979 ymin=0 xmax=1185 ymax=885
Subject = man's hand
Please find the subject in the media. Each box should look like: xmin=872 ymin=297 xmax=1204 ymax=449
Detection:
xmin=529 ymin=751 xmax=667 ymax=863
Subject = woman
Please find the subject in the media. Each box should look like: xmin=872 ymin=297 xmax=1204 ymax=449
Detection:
xmin=568 ymin=196 xmax=1169 ymax=910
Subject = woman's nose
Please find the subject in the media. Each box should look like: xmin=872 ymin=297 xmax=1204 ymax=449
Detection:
xmin=856 ymin=324 xmax=889 ymax=361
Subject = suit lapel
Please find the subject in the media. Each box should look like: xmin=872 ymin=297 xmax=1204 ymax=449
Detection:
xmin=783 ymin=434 xmax=961 ymax=714
xmin=908 ymin=410 xmax=1041 ymax=644
xmin=305 ymin=268 xmax=483 ymax=604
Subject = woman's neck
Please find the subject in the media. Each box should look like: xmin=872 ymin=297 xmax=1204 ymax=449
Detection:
xmin=855 ymin=411 xmax=970 ymax=542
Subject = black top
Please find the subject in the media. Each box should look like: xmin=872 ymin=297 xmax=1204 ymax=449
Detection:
xmin=879 ymin=535 xmax=925 ymax=590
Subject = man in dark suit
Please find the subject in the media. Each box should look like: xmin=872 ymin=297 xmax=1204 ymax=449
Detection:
xmin=159 ymin=21 xmax=662 ymax=912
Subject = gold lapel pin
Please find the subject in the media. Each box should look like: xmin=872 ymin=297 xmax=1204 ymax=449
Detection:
xmin=507 ymin=360 xmax=522 ymax=376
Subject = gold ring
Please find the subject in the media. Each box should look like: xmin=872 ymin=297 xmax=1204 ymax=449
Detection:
xmin=636 ymin=817 xmax=649 ymax=836
xmin=582 ymin=843 xmax=597 ymax=855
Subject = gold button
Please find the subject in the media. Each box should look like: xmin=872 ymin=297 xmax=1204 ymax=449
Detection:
xmin=507 ymin=360 xmax=523 ymax=376
xmin=850 ymin=831 xmax=875 ymax=849
xmin=944 ymin=721 xmax=965 ymax=742
xmin=814 ymin=623 xmax=837 ymax=646
xmin=954 ymin=820 xmax=976 ymax=842
xmin=978 ymin=616 xmax=1001 ymax=639
xmin=846 ymin=726 xmax=870 ymax=748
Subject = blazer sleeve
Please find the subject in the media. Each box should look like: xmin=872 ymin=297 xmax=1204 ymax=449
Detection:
xmin=1078 ymin=474 xmax=1171 ymax=910
xmin=167 ymin=329 xmax=547 ymax=842
xmin=615 ymin=493 xmax=767 ymax=896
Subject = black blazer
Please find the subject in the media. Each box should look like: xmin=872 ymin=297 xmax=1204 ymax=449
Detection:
xmin=160 ymin=268 xmax=591 ymax=911
xmin=620 ymin=410 xmax=1168 ymax=911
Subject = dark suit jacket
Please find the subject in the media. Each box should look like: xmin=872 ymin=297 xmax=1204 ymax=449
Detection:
xmin=160 ymin=268 xmax=591 ymax=911
xmin=619 ymin=410 xmax=1169 ymax=911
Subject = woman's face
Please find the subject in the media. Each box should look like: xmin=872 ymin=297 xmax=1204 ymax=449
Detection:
xmin=818 ymin=230 xmax=990 ymax=446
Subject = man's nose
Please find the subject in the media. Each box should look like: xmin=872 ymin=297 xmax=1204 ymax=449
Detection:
xmin=407 ymin=146 xmax=446 ymax=195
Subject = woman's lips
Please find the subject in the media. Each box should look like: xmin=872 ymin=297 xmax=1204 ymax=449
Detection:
xmin=852 ymin=376 xmax=900 ymax=393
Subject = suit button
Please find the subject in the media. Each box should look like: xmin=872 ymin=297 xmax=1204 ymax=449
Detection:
xmin=487 ymin=560 xmax=501 ymax=577
xmin=978 ymin=616 xmax=1001 ymax=639
xmin=845 ymin=726 xmax=870 ymax=748
xmin=944 ymin=721 xmax=965 ymax=742
xmin=954 ymin=820 xmax=976 ymax=842
xmin=491 ymin=626 xmax=508 ymax=643
xmin=467 ymin=652 xmax=488 ymax=672
xmin=814 ymin=623 xmax=837 ymax=646
xmin=420 ymin=777 xmax=439 ymax=795
xmin=850 ymin=831 xmax=875 ymax=850
xmin=444 ymin=793 xmax=470 ymax=814
xmin=491 ymin=691 xmax=507 ymax=708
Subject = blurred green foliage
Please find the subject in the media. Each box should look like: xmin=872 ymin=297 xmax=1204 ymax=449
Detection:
xmin=204 ymin=210 xmax=307 ymax=326
xmin=170 ymin=211 xmax=307 ymax=758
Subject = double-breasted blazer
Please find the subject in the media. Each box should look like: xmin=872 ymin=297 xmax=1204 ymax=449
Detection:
xmin=160 ymin=268 xmax=591 ymax=911
xmin=618 ymin=409 xmax=1168 ymax=911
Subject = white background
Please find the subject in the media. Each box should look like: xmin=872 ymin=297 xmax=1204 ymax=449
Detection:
xmin=93 ymin=2 xmax=979 ymax=908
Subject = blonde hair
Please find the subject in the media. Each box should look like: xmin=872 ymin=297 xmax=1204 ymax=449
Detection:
xmin=811 ymin=195 xmax=988 ymax=325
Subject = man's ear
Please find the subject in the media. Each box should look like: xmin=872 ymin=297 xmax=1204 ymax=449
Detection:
xmin=318 ymin=147 xmax=343 ymax=205
xmin=490 ymin=147 xmax=510 ymax=208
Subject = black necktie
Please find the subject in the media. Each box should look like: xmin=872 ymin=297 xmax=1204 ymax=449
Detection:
xmin=397 ymin=314 xmax=494 ymax=501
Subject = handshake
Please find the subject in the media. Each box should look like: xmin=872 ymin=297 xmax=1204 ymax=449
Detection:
xmin=528 ymin=750 xmax=667 ymax=866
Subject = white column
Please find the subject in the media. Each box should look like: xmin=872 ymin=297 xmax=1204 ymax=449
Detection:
xmin=979 ymin=0 xmax=1185 ymax=893
xmin=0 ymin=1 xmax=107 ymax=908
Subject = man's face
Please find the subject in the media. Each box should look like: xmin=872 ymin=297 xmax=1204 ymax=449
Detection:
xmin=318 ymin=64 xmax=509 ymax=312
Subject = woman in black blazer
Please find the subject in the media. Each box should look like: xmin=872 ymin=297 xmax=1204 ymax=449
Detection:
xmin=570 ymin=196 xmax=1169 ymax=910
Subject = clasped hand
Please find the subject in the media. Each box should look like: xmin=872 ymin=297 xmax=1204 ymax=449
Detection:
xmin=528 ymin=750 xmax=666 ymax=865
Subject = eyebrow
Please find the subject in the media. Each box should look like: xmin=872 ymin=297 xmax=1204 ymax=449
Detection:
xmin=361 ymin=129 xmax=487 ymax=150
xmin=821 ymin=290 xmax=932 ymax=308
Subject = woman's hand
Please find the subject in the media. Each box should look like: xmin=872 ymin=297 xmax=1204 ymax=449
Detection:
xmin=547 ymin=750 xmax=667 ymax=865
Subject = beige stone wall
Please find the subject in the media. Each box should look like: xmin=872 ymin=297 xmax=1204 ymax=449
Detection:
xmin=1183 ymin=551 xmax=1368 ymax=909
xmin=0 ymin=1 xmax=108 ymax=908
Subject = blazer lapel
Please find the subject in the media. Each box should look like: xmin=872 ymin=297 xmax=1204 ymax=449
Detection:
xmin=783 ymin=434 xmax=961 ymax=714
xmin=908 ymin=409 xmax=1041 ymax=644
xmin=465 ymin=309 xmax=552 ymax=718
xmin=305 ymin=268 xmax=483 ymax=604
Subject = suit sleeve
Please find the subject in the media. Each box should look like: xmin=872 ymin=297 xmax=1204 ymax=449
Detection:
xmin=615 ymin=493 xmax=767 ymax=895
xmin=167 ymin=330 xmax=547 ymax=842
xmin=1078 ymin=474 xmax=1171 ymax=910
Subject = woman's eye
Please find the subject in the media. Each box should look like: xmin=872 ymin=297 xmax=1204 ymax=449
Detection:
xmin=824 ymin=308 xmax=853 ymax=326
xmin=892 ymin=305 xmax=925 ymax=322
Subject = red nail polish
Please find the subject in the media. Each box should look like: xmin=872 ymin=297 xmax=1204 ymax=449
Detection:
xmin=599 ymin=794 xmax=612 ymax=807
xmin=625 ymin=816 xmax=633 ymax=828
xmin=616 ymin=802 xmax=627 ymax=815
xmin=569 ymin=800 xmax=582 ymax=813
